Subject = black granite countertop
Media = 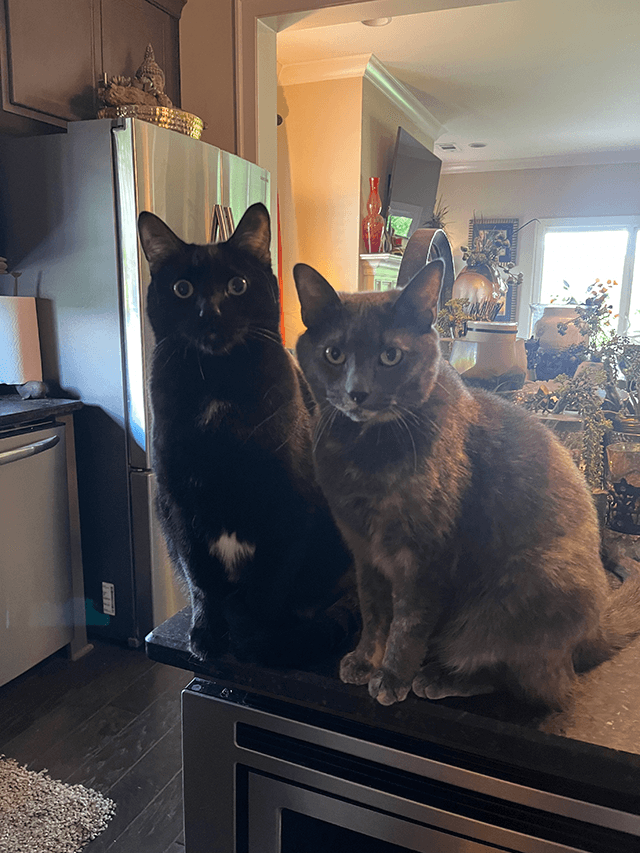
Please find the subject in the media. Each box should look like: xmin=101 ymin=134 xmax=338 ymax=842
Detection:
xmin=147 ymin=607 xmax=640 ymax=816
xmin=0 ymin=394 xmax=82 ymax=428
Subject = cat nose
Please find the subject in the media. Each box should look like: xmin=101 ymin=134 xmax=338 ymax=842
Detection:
xmin=198 ymin=303 xmax=221 ymax=318
xmin=349 ymin=390 xmax=369 ymax=405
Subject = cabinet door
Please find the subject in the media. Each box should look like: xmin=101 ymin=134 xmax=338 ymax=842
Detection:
xmin=0 ymin=0 xmax=183 ymax=134
xmin=100 ymin=0 xmax=183 ymax=108
xmin=1 ymin=0 xmax=98 ymax=125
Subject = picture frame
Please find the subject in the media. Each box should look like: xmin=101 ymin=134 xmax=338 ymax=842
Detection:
xmin=468 ymin=217 xmax=519 ymax=265
xmin=499 ymin=281 xmax=520 ymax=323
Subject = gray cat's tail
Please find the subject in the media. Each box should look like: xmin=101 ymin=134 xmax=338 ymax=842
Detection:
xmin=574 ymin=557 xmax=640 ymax=672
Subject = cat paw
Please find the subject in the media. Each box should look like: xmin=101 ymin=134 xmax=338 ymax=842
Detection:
xmin=189 ymin=623 xmax=227 ymax=661
xmin=368 ymin=669 xmax=411 ymax=706
xmin=339 ymin=651 xmax=376 ymax=685
xmin=412 ymin=673 xmax=454 ymax=701
xmin=412 ymin=664 xmax=443 ymax=699
xmin=412 ymin=666 xmax=495 ymax=700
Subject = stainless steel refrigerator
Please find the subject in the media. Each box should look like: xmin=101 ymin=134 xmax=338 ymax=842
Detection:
xmin=0 ymin=118 xmax=270 ymax=645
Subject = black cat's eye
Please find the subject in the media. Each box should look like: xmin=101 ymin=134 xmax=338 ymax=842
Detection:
xmin=380 ymin=347 xmax=403 ymax=366
xmin=227 ymin=276 xmax=248 ymax=296
xmin=173 ymin=279 xmax=194 ymax=299
xmin=324 ymin=346 xmax=345 ymax=365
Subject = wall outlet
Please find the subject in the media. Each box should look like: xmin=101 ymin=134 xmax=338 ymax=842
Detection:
xmin=102 ymin=581 xmax=116 ymax=617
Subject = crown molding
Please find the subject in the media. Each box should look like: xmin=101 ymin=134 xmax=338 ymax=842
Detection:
xmin=440 ymin=149 xmax=640 ymax=174
xmin=363 ymin=55 xmax=444 ymax=141
xmin=278 ymin=53 xmax=444 ymax=142
xmin=278 ymin=53 xmax=371 ymax=85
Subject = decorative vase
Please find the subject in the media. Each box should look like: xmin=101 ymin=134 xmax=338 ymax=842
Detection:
xmin=450 ymin=321 xmax=525 ymax=391
xmin=362 ymin=177 xmax=385 ymax=254
xmin=532 ymin=304 xmax=587 ymax=353
xmin=451 ymin=266 xmax=497 ymax=304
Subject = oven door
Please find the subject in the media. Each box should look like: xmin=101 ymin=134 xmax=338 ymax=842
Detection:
xmin=182 ymin=682 xmax=639 ymax=853
xmin=249 ymin=772 xmax=515 ymax=853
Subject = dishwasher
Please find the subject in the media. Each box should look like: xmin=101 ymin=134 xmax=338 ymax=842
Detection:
xmin=0 ymin=420 xmax=74 ymax=686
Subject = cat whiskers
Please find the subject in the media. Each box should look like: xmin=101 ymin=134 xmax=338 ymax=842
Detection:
xmin=247 ymin=325 xmax=281 ymax=346
xmin=434 ymin=379 xmax=454 ymax=399
xmin=244 ymin=403 xmax=286 ymax=440
xmin=390 ymin=406 xmax=419 ymax=473
xmin=196 ymin=350 xmax=205 ymax=382
xmin=312 ymin=404 xmax=339 ymax=456
xmin=395 ymin=402 xmax=438 ymax=435
xmin=157 ymin=337 xmax=185 ymax=370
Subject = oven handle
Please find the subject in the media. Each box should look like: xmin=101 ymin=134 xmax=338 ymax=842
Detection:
xmin=0 ymin=434 xmax=60 ymax=466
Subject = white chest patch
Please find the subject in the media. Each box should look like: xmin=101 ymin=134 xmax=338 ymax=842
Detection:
xmin=208 ymin=532 xmax=256 ymax=582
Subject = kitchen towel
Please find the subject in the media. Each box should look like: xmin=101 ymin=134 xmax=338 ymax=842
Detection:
xmin=0 ymin=296 xmax=43 ymax=384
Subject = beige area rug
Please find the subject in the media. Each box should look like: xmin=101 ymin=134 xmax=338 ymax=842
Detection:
xmin=0 ymin=755 xmax=115 ymax=853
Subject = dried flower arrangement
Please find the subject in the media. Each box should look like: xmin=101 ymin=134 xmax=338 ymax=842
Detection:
xmin=454 ymin=218 xmax=525 ymax=322
xmin=435 ymin=298 xmax=471 ymax=338
xmin=460 ymin=218 xmax=524 ymax=295
xmin=556 ymin=279 xmax=618 ymax=353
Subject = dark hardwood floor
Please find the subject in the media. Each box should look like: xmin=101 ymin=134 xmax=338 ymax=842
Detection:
xmin=0 ymin=640 xmax=190 ymax=852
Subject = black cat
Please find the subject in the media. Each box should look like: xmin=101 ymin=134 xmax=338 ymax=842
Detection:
xmin=138 ymin=203 xmax=353 ymax=665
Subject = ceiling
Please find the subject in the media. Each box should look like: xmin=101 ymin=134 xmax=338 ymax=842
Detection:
xmin=276 ymin=0 xmax=640 ymax=171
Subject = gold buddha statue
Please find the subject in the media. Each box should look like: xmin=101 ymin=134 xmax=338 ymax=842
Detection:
xmin=98 ymin=44 xmax=173 ymax=109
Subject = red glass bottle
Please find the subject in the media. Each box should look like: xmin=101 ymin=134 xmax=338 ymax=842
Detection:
xmin=362 ymin=177 xmax=385 ymax=253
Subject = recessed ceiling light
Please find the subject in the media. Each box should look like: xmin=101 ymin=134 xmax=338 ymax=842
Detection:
xmin=361 ymin=17 xmax=392 ymax=26
xmin=468 ymin=142 xmax=487 ymax=148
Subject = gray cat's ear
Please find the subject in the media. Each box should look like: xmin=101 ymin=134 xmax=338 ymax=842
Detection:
xmin=294 ymin=263 xmax=342 ymax=328
xmin=229 ymin=202 xmax=271 ymax=264
xmin=138 ymin=212 xmax=186 ymax=274
xmin=394 ymin=258 xmax=444 ymax=331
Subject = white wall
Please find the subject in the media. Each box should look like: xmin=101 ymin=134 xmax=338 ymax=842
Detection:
xmin=438 ymin=162 xmax=640 ymax=334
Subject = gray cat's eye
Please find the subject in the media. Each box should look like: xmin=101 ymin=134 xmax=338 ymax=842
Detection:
xmin=380 ymin=347 xmax=403 ymax=366
xmin=324 ymin=346 xmax=345 ymax=365
xmin=227 ymin=276 xmax=248 ymax=295
xmin=173 ymin=279 xmax=194 ymax=299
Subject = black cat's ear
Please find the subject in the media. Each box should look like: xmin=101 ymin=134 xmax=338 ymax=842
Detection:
xmin=394 ymin=258 xmax=444 ymax=331
xmin=294 ymin=263 xmax=343 ymax=329
xmin=138 ymin=212 xmax=186 ymax=274
xmin=229 ymin=202 xmax=271 ymax=265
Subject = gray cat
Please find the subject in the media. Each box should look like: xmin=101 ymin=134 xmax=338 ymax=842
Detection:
xmin=294 ymin=258 xmax=640 ymax=709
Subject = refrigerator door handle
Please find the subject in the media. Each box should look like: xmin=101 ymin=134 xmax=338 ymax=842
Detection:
xmin=210 ymin=204 xmax=235 ymax=243
xmin=0 ymin=434 xmax=60 ymax=466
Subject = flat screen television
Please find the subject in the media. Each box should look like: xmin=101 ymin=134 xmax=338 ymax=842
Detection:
xmin=384 ymin=127 xmax=442 ymax=240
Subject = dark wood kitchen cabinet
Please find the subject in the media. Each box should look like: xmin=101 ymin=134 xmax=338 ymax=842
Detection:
xmin=0 ymin=0 xmax=185 ymax=135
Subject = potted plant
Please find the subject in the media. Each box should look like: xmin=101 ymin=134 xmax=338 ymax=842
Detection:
xmin=517 ymin=369 xmax=612 ymax=493
xmin=557 ymin=279 xmax=617 ymax=384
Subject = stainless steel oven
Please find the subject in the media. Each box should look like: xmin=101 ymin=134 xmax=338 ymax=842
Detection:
xmin=182 ymin=680 xmax=640 ymax=853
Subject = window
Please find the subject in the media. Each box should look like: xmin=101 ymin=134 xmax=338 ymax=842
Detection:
xmin=533 ymin=216 xmax=640 ymax=337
